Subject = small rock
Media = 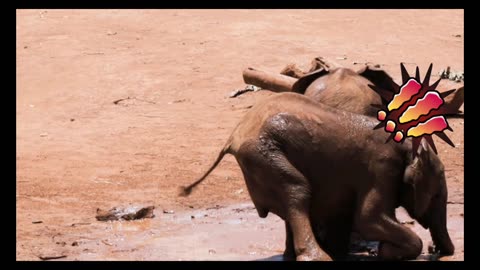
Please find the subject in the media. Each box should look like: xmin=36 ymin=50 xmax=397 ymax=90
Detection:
xmin=72 ymin=241 xmax=79 ymax=246
xmin=29 ymin=104 xmax=34 ymax=108
xmin=32 ymin=221 xmax=43 ymax=224
xmin=460 ymin=213 xmax=464 ymax=217
xmin=163 ymin=209 xmax=175 ymax=214
xmin=208 ymin=249 xmax=216 ymax=254
xmin=171 ymin=99 xmax=187 ymax=103
xmin=70 ymin=118 xmax=75 ymax=122
xmin=107 ymin=31 xmax=117 ymax=36
xmin=96 ymin=206 xmax=155 ymax=221
xmin=453 ymin=34 xmax=462 ymax=37
xmin=191 ymin=215 xmax=195 ymax=219
xmin=39 ymin=133 xmax=48 ymax=137
xmin=56 ymin=241 xmax=67 ymax=247
xmin=234 ymin=188 xmax=244 ymax=195
xmin=188 ymin=205 xmax=194 ymax=209
xmin=24 ymin=46 xmax=28 ymax=49
xmin=374 ymin=64 xmax=381 ymax=68
xmin=336 ymin=56 xmax=347 ymax=60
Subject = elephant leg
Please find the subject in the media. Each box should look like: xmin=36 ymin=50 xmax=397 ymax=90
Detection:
xmin=275 ymin=159 xmax=332 ymax=261
xmin=321 ymin=223 xmax=352 ymax=260
xmin=283 ymin=221 xmax=295 ymax=261
xmin=279 ymin=171 xmax=332 ymax=261
xmin=358 ymin=216 xmax=423 ymax=260
xmin=288 ymin=208 xmax=332 ymax=261
xmin=378 ymin=242 xmax=420 ymax=260
xmin=237 ymin=142 xmax=331 ymax=261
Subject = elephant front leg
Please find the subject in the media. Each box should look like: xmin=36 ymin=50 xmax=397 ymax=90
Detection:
xmin=358 ymin=216 xmax=423 ymax=260
xmin=378 ymin=241 xmax=421 ymax=260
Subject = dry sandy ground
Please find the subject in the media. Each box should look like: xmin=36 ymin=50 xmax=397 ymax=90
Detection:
xmin=16 ymin=9 xmax=464 ymax=261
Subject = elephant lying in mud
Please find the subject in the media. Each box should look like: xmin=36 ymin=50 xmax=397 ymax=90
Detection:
xmin=181 ymin=92 xmax=454 ymax=261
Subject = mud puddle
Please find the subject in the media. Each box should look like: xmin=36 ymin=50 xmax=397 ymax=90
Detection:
xmin=45 ymin=202 xmax=463 ymax=261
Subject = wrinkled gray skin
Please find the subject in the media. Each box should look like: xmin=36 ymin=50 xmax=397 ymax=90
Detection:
xmin=181 ymin=92 xmax=454 ymax=261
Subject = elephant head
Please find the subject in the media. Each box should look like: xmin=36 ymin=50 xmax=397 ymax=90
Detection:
xmin=401 ymin=139 xmax=455 ymax=255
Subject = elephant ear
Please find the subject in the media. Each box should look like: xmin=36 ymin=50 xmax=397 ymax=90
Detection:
xmin=291 ymin=68 xmax=329 ymax=94
xmin=443 ymin=86 xmax=464 ymax=117
xmin=357 ymin=65 xmax=399 ymax=105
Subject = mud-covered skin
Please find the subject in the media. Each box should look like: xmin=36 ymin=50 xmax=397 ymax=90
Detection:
xmin=183 ymin=92 xmax=454 ymax=261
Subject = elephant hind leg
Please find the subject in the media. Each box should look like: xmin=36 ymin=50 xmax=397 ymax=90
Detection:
xmin=237 ymin=141 xmax=331 ymax=261
xmin=317 ymin=219 xmax=353 ymax=260
xmin=273 ymin=155 xmax=332 ymax=261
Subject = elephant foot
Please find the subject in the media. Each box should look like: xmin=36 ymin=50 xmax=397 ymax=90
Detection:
xmin=296 ymin=249 xmax=333 ymax=261
xmin=282 ymin=250 xmax=296 ymax=261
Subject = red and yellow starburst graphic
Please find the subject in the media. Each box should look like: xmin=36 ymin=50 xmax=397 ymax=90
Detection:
xmin=369 ymin=63 xmax=460 ymax=156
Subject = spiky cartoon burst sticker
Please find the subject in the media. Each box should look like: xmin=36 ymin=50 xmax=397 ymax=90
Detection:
xmin=369 ymin=63 xmax=460 ymax=156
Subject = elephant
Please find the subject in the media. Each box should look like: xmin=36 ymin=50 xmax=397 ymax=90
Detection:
xmin=282 ymin=59 xmax=464 ymax=118
xmin=180 ymin=92 xmax=455 ymax=261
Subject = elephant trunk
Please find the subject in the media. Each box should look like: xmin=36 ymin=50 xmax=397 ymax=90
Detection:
xmin=427 ymin=196 xmax=455 ymax=255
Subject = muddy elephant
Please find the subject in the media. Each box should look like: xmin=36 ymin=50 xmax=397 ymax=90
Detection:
xmin=181 ymin=92 xmax=454 ymax=261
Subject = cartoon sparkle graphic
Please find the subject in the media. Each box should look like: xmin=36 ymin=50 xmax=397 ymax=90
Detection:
xmin=369 ymin=63 xmax=460 ymax=156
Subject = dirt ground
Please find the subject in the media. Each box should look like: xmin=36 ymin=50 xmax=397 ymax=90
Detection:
xmin=16 ymin=9 xmax=464 ymax=261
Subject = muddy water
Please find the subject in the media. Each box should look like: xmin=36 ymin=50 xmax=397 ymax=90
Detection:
xmin=55 ymin=203 xmax=463 ymax=261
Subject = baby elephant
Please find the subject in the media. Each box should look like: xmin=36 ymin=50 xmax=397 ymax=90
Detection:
xmin=181 ymin=92 xmax=454 ymax=261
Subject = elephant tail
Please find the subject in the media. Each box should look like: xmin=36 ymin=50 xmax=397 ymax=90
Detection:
xmin=178 ymin=137 xmax=232 ymax=197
